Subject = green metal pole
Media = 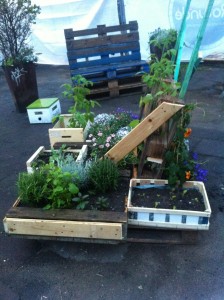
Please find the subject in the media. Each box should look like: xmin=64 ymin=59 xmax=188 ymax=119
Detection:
xmin=173 ymin=0 xmax=192 ymax=81
xmin=179 ymin=0 xmax=215 ymax=99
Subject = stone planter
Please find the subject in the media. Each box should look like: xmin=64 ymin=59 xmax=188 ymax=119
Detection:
xmin=127 ymin=179 xmax=211 ymax=230
xmin=48 ymin=114 xmax=89 ymax=147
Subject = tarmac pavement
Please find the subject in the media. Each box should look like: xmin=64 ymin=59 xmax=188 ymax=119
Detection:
xmin=0 ymin=64 xmax=224 ymax=300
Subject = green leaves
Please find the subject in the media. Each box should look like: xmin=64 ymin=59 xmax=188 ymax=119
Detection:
xmin=61 ymin=75 xmax=100 ymax=128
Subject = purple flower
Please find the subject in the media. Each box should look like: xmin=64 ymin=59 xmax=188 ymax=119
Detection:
xmin=105 ymin=143 xmax=110 ymax=148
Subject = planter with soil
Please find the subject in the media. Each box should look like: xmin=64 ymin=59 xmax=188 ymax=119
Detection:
xmin=3 ymin=178 xmax=129 ymax=241
xmin=26 ymin=145 xmax=88 ymax=173
xmin=48 ymin=114 xmax=89 ymax=147
xmin=127 ymin=179 xmax=211 ymax=230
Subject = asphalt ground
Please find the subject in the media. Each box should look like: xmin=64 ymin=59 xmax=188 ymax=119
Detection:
xmin=0 ymin=64 xmax=224 ymax=300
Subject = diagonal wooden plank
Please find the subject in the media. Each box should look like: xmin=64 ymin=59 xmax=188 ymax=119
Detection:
xmin=105 ymin=102 xmax=184 ymax=162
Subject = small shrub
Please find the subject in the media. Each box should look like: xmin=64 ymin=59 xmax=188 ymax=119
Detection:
xmin=88 ymin=158 xmax=119 ymax=193
xmin=17 ymin=170 xmax=49 ymax=207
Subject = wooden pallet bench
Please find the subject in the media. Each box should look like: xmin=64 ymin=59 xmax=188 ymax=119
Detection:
xmin=64 ymin=20 xmax=149 ymax=98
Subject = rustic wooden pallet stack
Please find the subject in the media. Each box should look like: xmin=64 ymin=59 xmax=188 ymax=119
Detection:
xmin=64 ymin=21 xmax=148 ymax=98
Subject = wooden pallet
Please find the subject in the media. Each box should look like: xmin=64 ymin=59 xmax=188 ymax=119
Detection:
xmin=87 ymin=76 xmax=147 ymax=99
xmin=64 ymin=21 xmax=149 ymax=97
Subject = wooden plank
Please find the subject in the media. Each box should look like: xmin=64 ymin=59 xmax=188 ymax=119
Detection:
xmin=68 ymin=52 xmax=141 ymax=69
xmin=127 ymin=227 xmax=198 ymax=244
xmin=105 ymin=102 xmax=184 ymax=162
xmin=4 ymin=218 xmax=124 ymax=240
xmin=6 ymin=205 xmax=127 ymax=223
xmin=67 ymin=42 xmax=140 ymax=59
xmin=66 ymin=32 xmax=139 ymax=50
xmin=64 ymin=21 xmax=138 ymax=39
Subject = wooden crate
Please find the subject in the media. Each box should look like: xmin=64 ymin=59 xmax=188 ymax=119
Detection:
xmin=3 ymin=199 xmax=127 ymax=241
xmin=26 ymin=145 xmax=88 ymax=173
xmin=127 ymin=179 xmax=211 ymax=230
xmin=48 ymin=114 xmax=89 ymax=147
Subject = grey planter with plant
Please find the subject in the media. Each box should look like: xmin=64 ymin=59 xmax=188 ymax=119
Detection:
xmin=0 ymin=0 xmax=41 ymax=112
xmin=149 ymin=28 xmax=177 ymax=61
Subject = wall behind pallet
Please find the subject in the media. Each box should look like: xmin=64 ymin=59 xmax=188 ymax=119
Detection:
xmin=28 ymin=0 xmax=224 ymax=65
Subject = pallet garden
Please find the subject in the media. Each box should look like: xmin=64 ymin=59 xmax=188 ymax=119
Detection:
xmin=3 ymin=12 xmax=213 ymax=244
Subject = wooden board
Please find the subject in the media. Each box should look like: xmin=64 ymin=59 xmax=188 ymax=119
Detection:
xmin=3 ymin=218 xmax=124 ymax=240
xmin=105 ymin=102 xmax=184 ymax=162
xmin=48 ymin=114 xmax=86 ymax=147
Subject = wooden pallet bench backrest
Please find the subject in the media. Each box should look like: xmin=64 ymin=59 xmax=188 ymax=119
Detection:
xmin=65 ymin=21 xmax=140 ymax=69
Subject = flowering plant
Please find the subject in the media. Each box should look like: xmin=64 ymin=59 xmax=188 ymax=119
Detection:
xmin=163 ymin=104 xmax=208 ymax=187
xmin=88 ymin=109 xmax=138 ymax=159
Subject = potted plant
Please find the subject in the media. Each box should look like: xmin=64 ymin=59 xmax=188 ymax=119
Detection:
xmin=49 ymin=75 xmax=100 ymax=147
xmin=0 ymin=0 xmax=41 ymax=112
xmin=149 ymin=28 xmax=177 ymax=61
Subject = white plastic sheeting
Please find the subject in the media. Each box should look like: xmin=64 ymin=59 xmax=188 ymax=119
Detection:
xmin=30 ymin=0 xmax=224 ymax=64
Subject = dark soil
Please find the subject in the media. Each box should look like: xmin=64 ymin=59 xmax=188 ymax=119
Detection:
xmin=82 ymin=177 xmax=130 ymax=212
xmin=131 ymin=186 xmax=205 ymax=211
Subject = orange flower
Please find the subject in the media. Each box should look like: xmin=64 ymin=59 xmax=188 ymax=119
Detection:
xmin=184 ymin=128 xmax=192 ymax=138
xmin=185 ymin=171 xmax=191 ymax=180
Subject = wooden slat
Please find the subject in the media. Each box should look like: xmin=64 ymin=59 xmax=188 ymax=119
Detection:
xmin=69 ymin=53 xmax=141 ymax=69
xmin=4 ymin=218 xmax=124 ymax=240
xmin=67 ymin=41 xmax=140 ymax=59
xmin=6 ymin=205 xmax=127 ymax=223
xmin=64 ymin=21 xmax=138 ymax=39
xmin=66 ymin=32 xmax=139 ymax=50
xmin=105 ymin=102 xmax=184 ymax=162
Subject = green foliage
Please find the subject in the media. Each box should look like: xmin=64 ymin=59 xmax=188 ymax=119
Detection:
xmin=88 ymin=158 xmax=119 ymax=193
xmin=96 ymin=196 xmax=109 ymax=210
xmin=61 ymin=160 xmax=92 ymax=190
xmin=141 ymin=52 xmax=181 ymax=107
xmin=44 ymin=163 xmax=79 ymax=209
xmin=61 ymin=75 xmax=100 ymax=128
xmin=17 ymin=169 xmax=49 ymax=207
xmin=0 ymin=0 xmax=41 ymax=65
xmin=149 ymin=28 xmax=177 ymax=62
xmin=163 ymin=104 xmax=196 ymax=187
xmin=72 ymin=192 xmax=89 ymax=210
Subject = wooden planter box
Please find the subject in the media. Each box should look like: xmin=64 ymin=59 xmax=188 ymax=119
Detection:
xmin=26 ymin=145 xmax=88 ymax=173
xmin=127 ymin=179 xmax=211 ymax=230
xmin=3 ymin=199 xmax=127 ymax=241
xmin=48 ymin=114 xmax=89 ymax=147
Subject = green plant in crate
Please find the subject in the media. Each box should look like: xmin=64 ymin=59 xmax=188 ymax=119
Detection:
xmin=61 ymin=75 xmax=100 ymax=128
xmin=17 ymin=169 xmax=49 ymax=207
xmin=88 ymin=158 xmax=119 ymax=194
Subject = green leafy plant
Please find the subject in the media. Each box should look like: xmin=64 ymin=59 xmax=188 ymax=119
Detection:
xmin=44 ymin=163 xmax=79 ymax=209
xmin=141 ymin=51 xmax=181 ymax=109
xmin=88 ymin=158 xmax=119 ymax=193
xmin=61 ymin=75 xmax=100 ymax=128
xmin=17 ymin=169 xmax=49 ymax=207
xmin=163 ymin=104 xmax=196 ymax=188
xmin=72 ymin=192 xmax=89 ymax=210
xmin=149 ymin=28 xmax=177 ymax=61
xmin=96 ymin=196 xmax=109 ymax=210
xmin=0 ymin=0 xmax=41 ymax=65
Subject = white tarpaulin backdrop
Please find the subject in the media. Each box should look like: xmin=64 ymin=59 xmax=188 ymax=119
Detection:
xmin=30 ymin=0 xmax=224 ymax=65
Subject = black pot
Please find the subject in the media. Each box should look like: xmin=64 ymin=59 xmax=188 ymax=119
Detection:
xmin=3 ymin=62 xmax=39 ymax=113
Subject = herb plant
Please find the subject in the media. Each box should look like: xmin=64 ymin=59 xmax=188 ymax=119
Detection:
xmin=88 ymin=158 xmax=119 ymax=193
